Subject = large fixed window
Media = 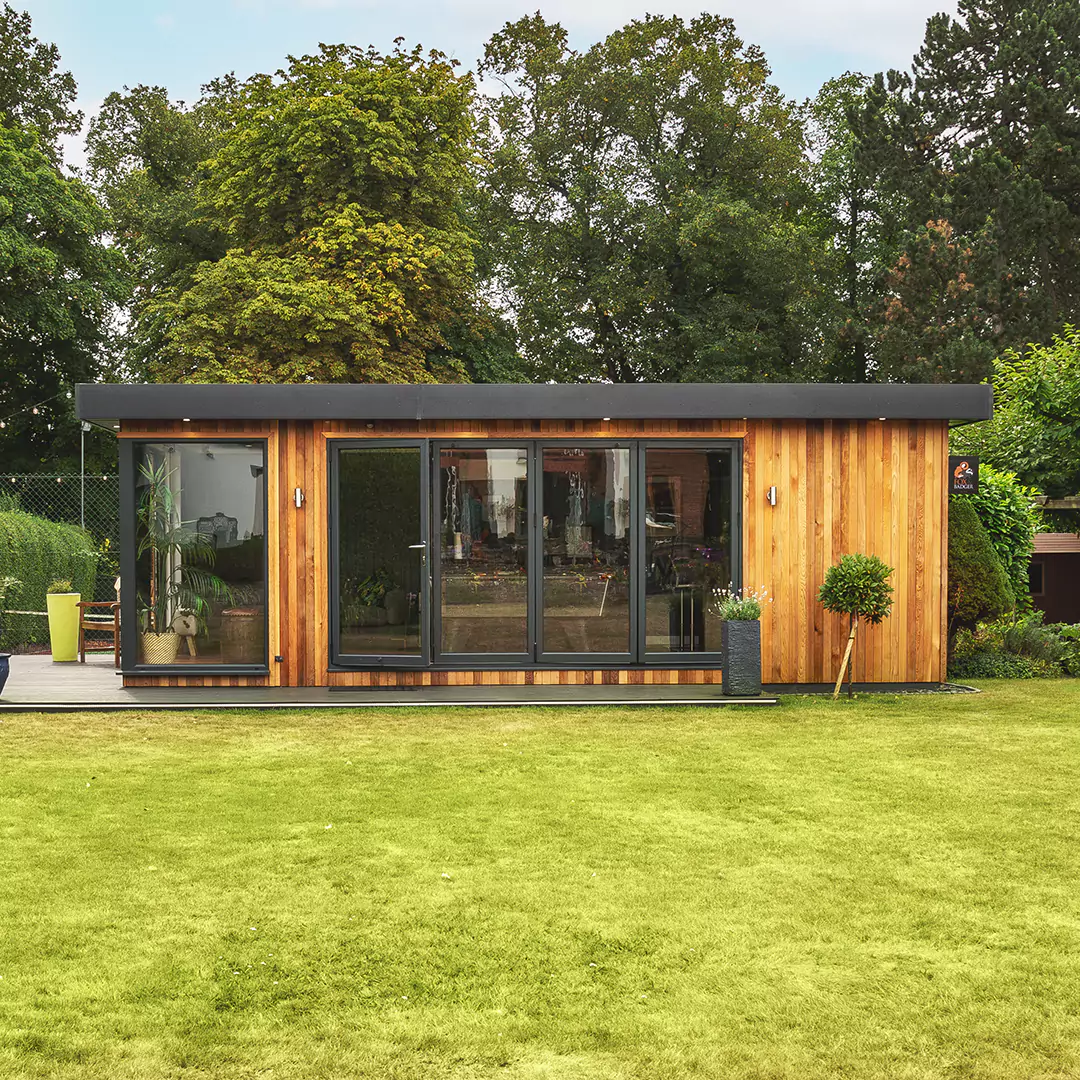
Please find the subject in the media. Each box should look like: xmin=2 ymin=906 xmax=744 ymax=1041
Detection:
xmin=329 ymin=439 xmax=738 ymax=667
xmin=134 ymin=441 xmax=267 ymax=667
xmin=437 ymin=447 xmax=529 ymax=658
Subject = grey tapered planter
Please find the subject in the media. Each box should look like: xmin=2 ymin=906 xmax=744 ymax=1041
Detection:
xmin=721 ymin=620 xmax=762 ymax=697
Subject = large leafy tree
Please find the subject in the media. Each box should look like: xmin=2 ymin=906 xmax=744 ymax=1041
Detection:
xmin=476 ymin=13 xmax=823 ymax=383
xmin=85 ymin=83 xmax=230 ymax=378
xmin=0 ymin=2 xmax=80 ymax=159
xmin=855 ymin=0 xmax=1080 ymax=381
xmin=806 ymin=73 xmax=889 ymax=382
xmin=0 ymin=123 xmax=125 ymax=467
xmin=144 ymin=44 xmax=478 ymax=383
xmin=953 ymin=326 xmax=1080 ymax=501
xmin=0 ymin=5 xmax=123 ymax=469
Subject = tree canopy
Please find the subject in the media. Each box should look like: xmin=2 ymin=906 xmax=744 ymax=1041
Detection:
xmin=476 ymin=13 xmax=823 ymax=383
xmin=853 ymin=0 xmax=1080 ymax=381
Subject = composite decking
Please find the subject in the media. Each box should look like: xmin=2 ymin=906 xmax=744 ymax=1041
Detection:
xmin=0 ymin=654 xmax=775 ymax=711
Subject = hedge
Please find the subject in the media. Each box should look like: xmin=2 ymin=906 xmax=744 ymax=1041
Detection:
xmin=947 ymin=500 xmax=1013 ymax=654
xmin=0 ymin=509 xmax=97 ymax=648
xmin=951 ymin=464 xmax=1041 ymax=607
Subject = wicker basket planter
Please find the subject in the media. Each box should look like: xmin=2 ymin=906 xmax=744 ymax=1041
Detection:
xmin=721 ymin=619 xmax=762 ymax=697
xmin=141 ymin=631 xmax=180 ymax=665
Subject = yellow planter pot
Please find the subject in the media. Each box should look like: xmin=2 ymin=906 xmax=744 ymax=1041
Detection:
xmin=46 ymin=593 xmax=80 ymax=662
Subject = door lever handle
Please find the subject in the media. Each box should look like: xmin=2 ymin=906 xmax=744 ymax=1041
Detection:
xmin=408 ymin=543 xmax=427 ymax=549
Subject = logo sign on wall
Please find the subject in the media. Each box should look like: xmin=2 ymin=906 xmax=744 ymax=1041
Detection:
xmin=948 ymin=456 xmax=979 ymax=495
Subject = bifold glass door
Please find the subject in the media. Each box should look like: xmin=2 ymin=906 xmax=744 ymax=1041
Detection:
xmin=330 ymin=440 xmax=737 ymax=667
xmin=332 ymin=444 xmax=429 ymax=665
xmin=436 ymin=447 xmax=530 ymax=661
xmin=540 ymin=447 xmax=632 ymax=660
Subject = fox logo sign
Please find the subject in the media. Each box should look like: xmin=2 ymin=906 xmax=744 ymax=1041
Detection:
xmin=948 ymin=456 xmax=978 ymax=495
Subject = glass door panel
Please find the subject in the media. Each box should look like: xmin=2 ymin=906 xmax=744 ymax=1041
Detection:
xmin=335 ymin=445 xmax=427 ymax=662
xmin=644 ymin=448 xmax=733 ymax=655
xmin=437 ymin=447 xmax=529 ymax=657
xmin=541 ymin=447 xmax=631 ymax=656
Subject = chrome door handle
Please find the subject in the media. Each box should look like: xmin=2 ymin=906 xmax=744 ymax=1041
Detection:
xmin=408 ymin=543 xmax=426 ymax=549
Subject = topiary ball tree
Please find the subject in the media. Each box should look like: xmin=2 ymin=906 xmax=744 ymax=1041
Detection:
xmin=818 ymin=553 xmax=894 ymax=699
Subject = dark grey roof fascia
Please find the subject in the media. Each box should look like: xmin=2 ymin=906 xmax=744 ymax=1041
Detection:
xmin=76 ymin=382 xmax=992 ymax=424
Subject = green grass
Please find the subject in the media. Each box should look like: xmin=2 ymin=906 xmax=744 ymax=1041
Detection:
xmin=3 ymin=684 xmax=1080 ymax=1078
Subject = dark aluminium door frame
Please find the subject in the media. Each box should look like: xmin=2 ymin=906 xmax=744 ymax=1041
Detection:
xmin=329 ymin=439 xmax=431 ymax=668
xmin=327 ymin=437 xmax=742 ymax=670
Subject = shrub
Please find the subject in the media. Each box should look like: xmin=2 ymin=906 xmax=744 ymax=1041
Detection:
xmin=949 ymin=650 xmax=1062 ymax=680
xmin=0 ymin=510 xmax=96 ymax=648
xmin=47 ymin=579 xmax=75 ymax=594
xmin=951 ymin=464 xmax=1041 ymax=607
xmin=713 ymin=586 xmax=771 ymax=621
xmin=1056 ymin=623 xmax=1080 ymax=676
xmin=948 ymin=611 xmax=1069 ymax=680
xmin=947 ymin=501 xmax=1013 ymax=652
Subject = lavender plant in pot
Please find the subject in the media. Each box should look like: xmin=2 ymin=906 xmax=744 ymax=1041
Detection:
xmin=714 ymin=585 xmax=770 ymax=696
xmin=0 ymin=575 xmax=20 ymax=696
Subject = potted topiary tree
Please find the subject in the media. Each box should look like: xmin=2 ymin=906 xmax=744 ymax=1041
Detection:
xmin=714 ymin=585 xmax=771 ymax=696
xmin=0 ymin=575 xmax=20 ymax=696
xmin=818 ymin=554 xmax=894 ymax=699
xmin=137 ymin=458 xmax=233 ymax=664
xmin=46 ymin=578 xmax=81 ymax=662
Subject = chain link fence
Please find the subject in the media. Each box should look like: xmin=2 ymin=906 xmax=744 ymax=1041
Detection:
xmin=0 ymin=474 xmax=120 ymax=652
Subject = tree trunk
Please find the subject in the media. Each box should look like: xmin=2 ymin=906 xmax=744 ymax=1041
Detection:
xmin=833 ymin=614 xmax=858 ymax=700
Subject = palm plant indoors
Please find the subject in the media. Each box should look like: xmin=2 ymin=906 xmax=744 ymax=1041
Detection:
xmin=137 ymin=458 xmax=232 ymax=664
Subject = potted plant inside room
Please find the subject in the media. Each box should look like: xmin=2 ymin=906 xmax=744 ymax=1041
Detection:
xmin=0 ymin=575 xmax=20 ymax=695
xmin=46 ymin=578 xmax=81 ymax=662
xmin=137 ymin=458 xmax=233 ymax=665
xmin=714 ymin=585 xmax=770 ymax=696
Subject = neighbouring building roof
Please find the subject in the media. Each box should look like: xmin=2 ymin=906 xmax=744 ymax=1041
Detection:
xmin=1033 ymin=533 xmax=1080 ymax=555
xmin=77 ymin=382 xmax=993 ymax=427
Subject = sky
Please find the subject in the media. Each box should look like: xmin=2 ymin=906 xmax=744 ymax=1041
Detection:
xmin=23 ymin=0 xmax=959 ymax=166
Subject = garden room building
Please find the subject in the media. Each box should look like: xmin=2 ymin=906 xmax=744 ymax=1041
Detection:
xmin=76 ymin=382 xmax=991 ymax=691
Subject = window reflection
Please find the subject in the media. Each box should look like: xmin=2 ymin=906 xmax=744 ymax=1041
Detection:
xmin=136 ymin=442 xmax=266 ymax=665
xmin=439 ymin=448 xmax=528 ymax=654
xmin=542 ymin=448 xmax=631 ymax=654
xmin=644 ymin=448 xmax=732 ymax=653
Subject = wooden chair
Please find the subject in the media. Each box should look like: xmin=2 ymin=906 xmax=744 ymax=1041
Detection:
xmin=78 ymin=601 xmax=120 ymax=667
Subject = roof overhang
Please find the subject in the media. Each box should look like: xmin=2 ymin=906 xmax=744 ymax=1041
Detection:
xmin=77 ymin=382 xmax=993 ymax=427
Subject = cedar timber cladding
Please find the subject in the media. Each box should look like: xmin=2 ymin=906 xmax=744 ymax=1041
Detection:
xmin=118 ymin=414 xmax=949 ymax=688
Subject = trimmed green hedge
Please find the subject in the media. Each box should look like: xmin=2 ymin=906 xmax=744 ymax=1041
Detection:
xmin=0 ymin=510 xmax=97 ymax=648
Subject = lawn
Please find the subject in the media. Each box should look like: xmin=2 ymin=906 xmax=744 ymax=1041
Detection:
xmin=3 ymin=684 xmax=1080 ymax=1079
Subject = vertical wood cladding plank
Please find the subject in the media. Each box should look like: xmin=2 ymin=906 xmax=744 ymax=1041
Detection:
xmin=312 ymin=427 xmax=329 ymax=687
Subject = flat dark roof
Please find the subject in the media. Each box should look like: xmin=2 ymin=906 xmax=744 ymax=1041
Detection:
xmin=77 ymin=382 xmax=992 ymax=425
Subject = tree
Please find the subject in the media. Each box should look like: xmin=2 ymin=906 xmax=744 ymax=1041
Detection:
xmin=85 ymin=84 xmax=229 ymax=378
xmin=953 ymin=326 xmax=1080 ymax=504
xmin=90 ymin=45 xmax=479 ymax=384
xmin=854 ymin=0 xmax=1080 ymax=378
xmin=476 ymin=13 xmax=823 ymax=383
xmin=0 ymin=2 xmax=80 ymax=159
xmin=805 ymin=73 xmax=888 ymax=383
xmin=951 ymin=463 xmax=1041 ymax=607
xmin=817 ymin=553 xmax=894 ymax=698
xmin=946 ymin=500 xmax=1013 ymax=655
xmin=0 ymin=123 xmax=125 ymax=469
